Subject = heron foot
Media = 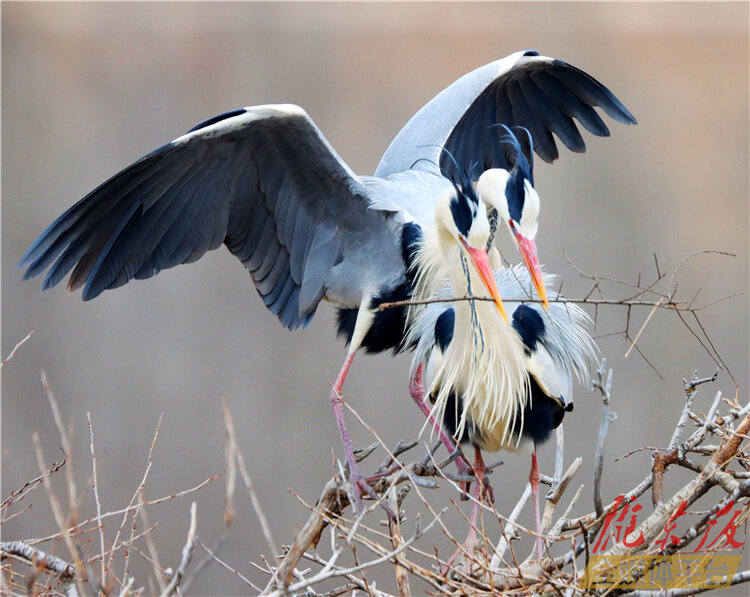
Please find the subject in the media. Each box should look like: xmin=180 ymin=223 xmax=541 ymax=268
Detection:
xmin=347 ymin=463 xmax=395 ymax=519
xmin=459 ymin=464 xmax=494 ymax=504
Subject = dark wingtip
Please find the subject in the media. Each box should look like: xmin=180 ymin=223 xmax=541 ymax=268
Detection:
xmin=40 ymin=275 xmax=55 ymax=292
xmin=522 ymin=49 xmax=540 ymax=57
xmin=17 ymin=239 xmax=44 ymax=271
xmin=608 ymin=105 xmax=638 ymax=126
xmin=81 ymin=283 xmax=100 ymax=302
xmin=589 ymin=120 xmax=611 ymax=138
xmin=552 ymin=58 xmax=638 ymax=129
xmin=20 ymin=266 xmax=37 ymax=281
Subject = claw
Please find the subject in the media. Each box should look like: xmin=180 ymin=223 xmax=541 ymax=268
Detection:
xmin=348 ymin=466 xmax=396 ymax=519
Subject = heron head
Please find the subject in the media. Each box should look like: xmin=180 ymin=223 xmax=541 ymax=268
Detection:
xmin=476 ymin=126 xmax=548 ymax=310
xmin=435 ymin=178 xmax=508 ymax=323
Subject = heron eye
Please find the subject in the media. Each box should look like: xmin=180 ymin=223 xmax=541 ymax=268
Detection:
xmin=508 ymin=220 xmax=516 ymax=230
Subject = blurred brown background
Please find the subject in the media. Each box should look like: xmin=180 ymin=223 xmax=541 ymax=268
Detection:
xmin=2 ymin=2 xmax=748 ymax=594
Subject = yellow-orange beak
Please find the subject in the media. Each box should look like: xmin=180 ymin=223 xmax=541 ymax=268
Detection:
xmin=460 ymin=239 xmax=508 ymax=324
xmin=514 ymin=232 xmax=549 ymax=311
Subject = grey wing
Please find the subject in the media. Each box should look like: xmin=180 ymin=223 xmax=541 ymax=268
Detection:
xmin=19 ymin=104 xmax=379 ymax=330
xmin=375 ymin=49 xmax=637 ymax=177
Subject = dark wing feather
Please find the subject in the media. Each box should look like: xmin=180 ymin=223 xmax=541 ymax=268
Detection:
xmin=19 ymin=104 xmax=374 ymax=330
xmin=375 ymin=50 xmax=636 ymax=178
xmin=441 ymin=54 xmax=637 ymax=173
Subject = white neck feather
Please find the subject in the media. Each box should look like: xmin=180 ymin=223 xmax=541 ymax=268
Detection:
xmin=410 ymin=232 xmax=530 ymax=451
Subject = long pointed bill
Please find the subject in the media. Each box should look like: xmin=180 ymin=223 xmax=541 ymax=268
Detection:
xmin=514 ymin=232 xmax=549 ymax=311
xmin=460 ymin=240 xmax=508 ymax=324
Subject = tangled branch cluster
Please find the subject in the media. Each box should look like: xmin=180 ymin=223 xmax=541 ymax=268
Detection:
xmin=258 ymin=365 xmax=749 ymax=596
xmin=3 ymin=367 xmax=748 ymax=596
xmin=2 ymin=254 xmax=746 ymax=596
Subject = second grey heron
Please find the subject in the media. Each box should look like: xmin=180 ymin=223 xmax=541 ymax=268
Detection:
xmin=408 ymin=264 xmax=596 ymax=559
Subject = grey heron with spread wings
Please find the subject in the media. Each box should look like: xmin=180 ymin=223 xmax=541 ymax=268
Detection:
xmin=19 ymin=50 xmax=635 ymax=511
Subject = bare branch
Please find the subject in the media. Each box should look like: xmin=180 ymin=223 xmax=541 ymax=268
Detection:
xmin=1 ymin=541 xmax=76 ymax=577
xmin=40 ymin=371 xmax=79 ymax=527
xmin=86 ymin=412 xmax=106 ymax=585
xmin=163 ymin=502 xmax=197 ymax=596
xmin=592 ymin=360 xmax=616 ymax=519
xmin=195 ymin=539 xmax=262 ymax=592
xmin=387 ymin=486 xmax=411 ymax=597
xmin=624 ymin=298 xmax=663 ymax=358
xmin=1 ymin=331 xmax=33 ymax=367
xmin=490 ymin=484 xmax=531 ymax=569
xmin=2 ymin=453 xmax=66 ymax=512
xmin=222 ymin=398 xmax=279 ymax=577
xmin=25 ymin=473 xmax=219 ymax=547
xmin=105 ymin=414 xmax=163 ymax=588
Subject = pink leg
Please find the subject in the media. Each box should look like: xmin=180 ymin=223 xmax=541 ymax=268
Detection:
xmin=444 ymin=446 xmax=488 ymax=573
xmin=409 ymin=364 xmax=473 ymax=480
xmin=467 ymin=446 xmax=487 ymax=532
xmin=329 ymin=352 xmax=382 ymax=514
xmin=530 ymin=445 xmax=543 ymax=559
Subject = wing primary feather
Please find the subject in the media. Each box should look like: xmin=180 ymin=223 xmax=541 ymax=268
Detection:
xmin=81 ymin=202 xmax=142 ymax=300
xmin=519 ymin=77 xmax=586 ymax=153
xmin=45 ymin=158 xmax=174 ymax=289
xmin=508 ymin=81 xmax=559 ymax=162
xmin=42 ymin=201 xmax=134 ymax=291
xmin=22 ymin=159 xmax=167 ymax=281
xmin=108 ymin=156 xmax=214 ymax=285
xmin=549 ymin=65 xmax=636 ymax=125
xmin=151 ymin=158 xmax=223 ymax=269
xmin=18 ymin=157 xmax=158 ymax=271
xmin=531 ymin=71 xmax=610 ymax=137
xmin=70 ymin=156 xmax=199 ymax=290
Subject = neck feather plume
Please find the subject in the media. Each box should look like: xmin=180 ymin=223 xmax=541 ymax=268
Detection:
xmin=409 ymin=232 xmax=530 ymax=451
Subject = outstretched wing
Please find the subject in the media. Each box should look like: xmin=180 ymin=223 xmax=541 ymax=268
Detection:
xmin=375 ymin=49 xmax=637 ymax=177
xmin=19 ymin=104 xmax=378 ymax=329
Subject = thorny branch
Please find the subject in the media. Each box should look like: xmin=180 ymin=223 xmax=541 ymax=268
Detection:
xmin=1 ymin=375 xmax=220 ymax=597
xmin=4 ymin=360 xmax=747 ymax=596
xmin=3 ymin=253 xmax=746 ymax=595
xmin=4 ymin=380 xmax=748 ymax=596
xmin=380 ymin=250 xmax=740 ymax=382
